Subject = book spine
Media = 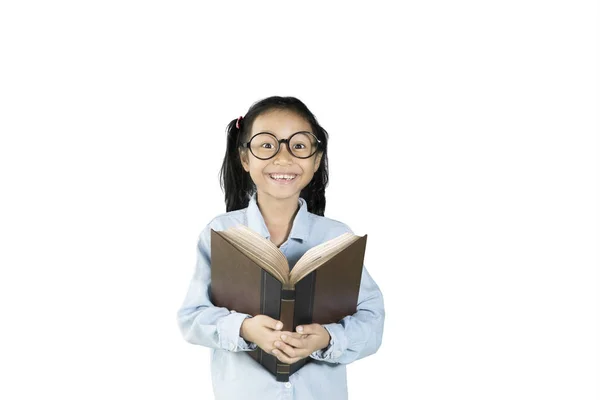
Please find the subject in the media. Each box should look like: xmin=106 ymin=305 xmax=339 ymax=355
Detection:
xmin=253 ymin=269 xmax=282 ymax=380
xmin=287 ymin=271 xmax=316 ymax=377
xmin=279 ymin=289 xmax=296 ymax=331
xmin=275 ymin=289 xmax=296 ymax=382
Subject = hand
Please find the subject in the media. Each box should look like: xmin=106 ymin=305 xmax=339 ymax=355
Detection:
xmin=239 ymin=315 xmax=284 ymax=354
xmin=272 ymin=324 xmax=331 ymax=365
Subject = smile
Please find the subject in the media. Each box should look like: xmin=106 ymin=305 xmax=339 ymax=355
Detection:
xmin=268 ymin=174 xmax=299 ymax=183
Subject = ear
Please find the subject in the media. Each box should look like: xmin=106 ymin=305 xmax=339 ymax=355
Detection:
xmin=239 ymin=149 xmax=250 ymax=172
xmin=313 ymin=151 xmax=323 ymax=173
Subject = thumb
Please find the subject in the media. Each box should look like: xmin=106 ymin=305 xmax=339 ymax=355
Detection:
xmin=296 ymin=324 xmax=313 ymax=335
xmin=297 ymin=323 xmax=323 ymax=335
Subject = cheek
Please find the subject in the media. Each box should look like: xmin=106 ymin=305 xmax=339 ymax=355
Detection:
xmin=246 ymin=161 xmax=269 ymax=177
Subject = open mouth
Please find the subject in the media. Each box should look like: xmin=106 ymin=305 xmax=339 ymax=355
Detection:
xmin=268 ymin=173 xmax=299 ymax=183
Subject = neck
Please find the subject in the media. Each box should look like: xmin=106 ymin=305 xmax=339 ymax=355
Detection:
xmin=255 ymin=191 xmax=300 ymax=230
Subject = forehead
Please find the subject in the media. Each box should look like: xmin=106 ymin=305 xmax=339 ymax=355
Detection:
xmin=251 ymin=109 xmax=312 ymax=137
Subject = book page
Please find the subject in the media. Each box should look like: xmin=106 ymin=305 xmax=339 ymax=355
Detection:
xmin=221 ymin=227 xmax=286 ymax=284
xmin=289 ymin=233 xmax=360 ymax=285
xmin=232 ymin=225 xmax=289 ymax=269
xmin=219 ymin=229 xmax=286 ymax=283
xmin=221 ymin=225 xmax=290 ymax=284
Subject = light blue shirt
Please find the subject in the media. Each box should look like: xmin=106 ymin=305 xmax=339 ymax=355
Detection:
xmin=177 ymin=193 xmax=385 ymax=400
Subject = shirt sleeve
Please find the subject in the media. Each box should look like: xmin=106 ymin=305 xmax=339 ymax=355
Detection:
xmin=309 ymin=227 xmax=385 ymax=365
xmin=176 ymin=223 xmax=258 ymax=352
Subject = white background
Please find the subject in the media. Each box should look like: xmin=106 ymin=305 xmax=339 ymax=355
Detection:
xmin=0 ymin=1 xmax=597 ymax=399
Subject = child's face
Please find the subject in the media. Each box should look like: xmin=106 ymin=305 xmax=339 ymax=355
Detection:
xmin=240 ymin=109 xmax=323 ymax=204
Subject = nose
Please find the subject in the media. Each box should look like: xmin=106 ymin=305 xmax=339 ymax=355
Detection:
xmin=273 ymin=142 xmax=293 ymax=164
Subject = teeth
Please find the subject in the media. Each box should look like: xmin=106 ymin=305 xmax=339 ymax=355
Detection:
xmin=270 ymin=174 xmax=297 ymax=180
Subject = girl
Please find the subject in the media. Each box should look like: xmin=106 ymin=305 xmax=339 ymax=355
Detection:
xmin=177 ymin=96 xmax=385 ymax=400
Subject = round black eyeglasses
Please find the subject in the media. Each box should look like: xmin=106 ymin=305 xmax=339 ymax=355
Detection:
xmin=241 ymin=131 xmax=321 ymax=160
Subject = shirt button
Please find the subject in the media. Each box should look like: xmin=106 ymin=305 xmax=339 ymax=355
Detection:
xmin=332 ymin=351 xmax=341 ymax=358
xmin=284 ymin=382 xmax=292 ymax=389
xmin=228 ymin=343 xmax=235 ymax=351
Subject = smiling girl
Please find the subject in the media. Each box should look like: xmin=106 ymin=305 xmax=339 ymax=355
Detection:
xmin=177 ymin=96 xmax=385 ymax=400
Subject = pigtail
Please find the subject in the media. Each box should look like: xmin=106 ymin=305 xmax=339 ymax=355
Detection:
xmin=300 ymin=171 xmax=327 ymax=216
xmin=219 ymin=119 xmax=254 ymax=212
xmin=300 ymin=126 xmax=328 ymax=216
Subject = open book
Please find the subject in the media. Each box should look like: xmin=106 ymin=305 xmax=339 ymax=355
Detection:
xmin=210 ymin=224 xmax=367 ymax=382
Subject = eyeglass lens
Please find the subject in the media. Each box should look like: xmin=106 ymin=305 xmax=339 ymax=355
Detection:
xmin=249 ymin=132 xmax=317 ymax=159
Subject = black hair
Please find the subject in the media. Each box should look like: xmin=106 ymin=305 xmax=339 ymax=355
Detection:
xmin=218 ymin=96 xmax=329 ymax=216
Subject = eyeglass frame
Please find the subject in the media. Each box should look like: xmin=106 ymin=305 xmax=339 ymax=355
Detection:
xmin=240 ymin=131 xmax=322 ymax=160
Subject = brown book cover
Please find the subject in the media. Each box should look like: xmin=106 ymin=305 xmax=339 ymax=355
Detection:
xmin=210 ymin=225 xmax=367 ymax=382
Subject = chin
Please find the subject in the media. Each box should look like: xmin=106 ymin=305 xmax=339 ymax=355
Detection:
xmin=258 ymin=186 xmax=303 ymax=202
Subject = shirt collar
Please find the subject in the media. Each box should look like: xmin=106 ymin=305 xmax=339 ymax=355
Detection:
xmin=246 ymin=192 xmax=310 ymax=242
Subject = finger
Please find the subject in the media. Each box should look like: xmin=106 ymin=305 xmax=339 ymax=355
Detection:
xmin=272 ymin=349 xmax=302 ymax=365
xmin=279 ymin=331 xmax=305 ymax=340
xmin=279 ymin=333 xmax=305 ymax=349
xmin=260 ymin=315 xmax=283 ymax=331
xmin=296 ymin=323 xmax=320 ymax=335
xmin=274 ymin=340 xmax=297 ymax=358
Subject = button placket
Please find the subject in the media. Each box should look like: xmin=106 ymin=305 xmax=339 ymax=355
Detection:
xmin=282 ymin=381 xmax=293 ymax=400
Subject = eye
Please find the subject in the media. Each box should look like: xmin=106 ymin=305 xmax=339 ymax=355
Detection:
xmin=293 ymin=143 xmax=306 ymax=149
xmin=261 ymin=143 xmax=273 ymax=149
